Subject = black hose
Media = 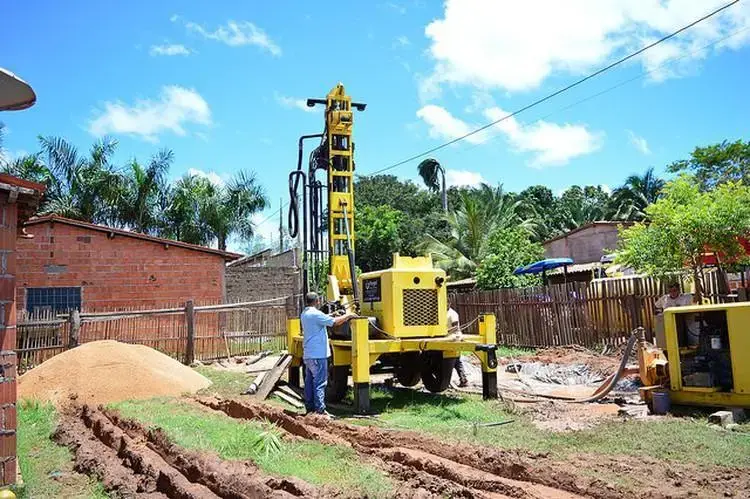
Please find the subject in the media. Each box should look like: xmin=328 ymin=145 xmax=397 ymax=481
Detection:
xmin=288 ymin=134 xmax=324 ymax=238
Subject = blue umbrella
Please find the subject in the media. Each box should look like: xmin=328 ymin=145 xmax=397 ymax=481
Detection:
xmin=513 ymin=258 xmax=573 ymax=275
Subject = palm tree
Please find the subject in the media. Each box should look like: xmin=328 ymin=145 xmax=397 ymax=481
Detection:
xmin=611 ymin=167 xmax=665 ymax=221
xmin=420 ymin=184 xmax=535 ymax=278
xmin=201 ymin=171 xmax=268 ymax=251
xmin=119 ymin=149 xmax=173 ymax=233
xmin=38 ymin=136 xmax=123 ymax=224
xmin=417 ymin=158 xmax=447 ymax=212
xmin=161 ymin=174 xmax=215 ymax=245
xmin=1 ymin=153 xmax=60 ymax=212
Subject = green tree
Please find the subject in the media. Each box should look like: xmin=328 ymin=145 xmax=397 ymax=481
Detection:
xmin=558 ymin=185 xmax=612 ymax=229
xmin=417 ymin=158 xmax=447 ymax=211
xmin=668 ymin=139 xmax=750 ymax=191
xmin=421 ymin=184 xmax=535 ymax=278
xmin=616 ymin=175 xmax=750 ymax=301
xmin=161 ymin=174 xmax=215 ymax=245
xmin=475 ymin=227 xmax=544 ymax=289
xmin=119 ymin=150 xmax=173 ymax=233
xmin=355 ymin=205 xmax=403 ymax=272
xmin=37 ymin=136 xmax=124 ymax=224
xmin=200 ymin=170 xmax=268 ymax=251
xmin=611 ymin=167 xmax=664 ymax=221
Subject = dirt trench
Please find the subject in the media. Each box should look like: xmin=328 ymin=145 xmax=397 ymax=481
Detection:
xmin=196 ymin=396 xmax=618 ymax=499
xmin=53 ymin=404 xmax=324 ymax=499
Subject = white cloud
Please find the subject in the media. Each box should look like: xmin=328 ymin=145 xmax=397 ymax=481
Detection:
xmin=383 ymin=2 xmax=407 ymax=15
xmin=416 ymin=104 xmax=601 ymax=167
xmin=627 ymin=130 xmax=651 ymax=155
xmin=600 ymin=184 xmax=612 ymax=194
xmin=88 ymin=86 xmax=212 ymax=142
xmin=188 ymin=168 xmax=225 ymax=187
xmin=393 ymin=35 xmax=410 ymax=48
xmin=274 ymin=92 xmax=316 ymax=113
xmin=445 ymin=169 xmax=486 ymax=187
xmin=415 ymin=105 xmax=490 ymax=145
xmin=149 ymin=44 xmax=192 ymax=56
xmin=422 ymin=0 xmax=750 ymax=96
xmin=185 ymin=19 xmax=281 ymax=56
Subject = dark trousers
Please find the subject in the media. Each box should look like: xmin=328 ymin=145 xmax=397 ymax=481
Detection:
xmin=454 ymin=357 xmax=467 ymax=383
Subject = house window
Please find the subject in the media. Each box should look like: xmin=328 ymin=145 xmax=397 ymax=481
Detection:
xmin=26 ymin=287 xmax=82 ymax=314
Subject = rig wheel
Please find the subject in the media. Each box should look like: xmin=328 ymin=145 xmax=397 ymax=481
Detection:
xmin=420 ymin=352 xmax=454 ymax=393
xmin=395 ymin=352 xmax=421 ymax=387
xmin=326 ymin=362 xmax=349 ymax=402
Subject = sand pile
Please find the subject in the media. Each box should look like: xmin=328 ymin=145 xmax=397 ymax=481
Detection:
xmin=19 ymin=340 xmax=212 ymax=405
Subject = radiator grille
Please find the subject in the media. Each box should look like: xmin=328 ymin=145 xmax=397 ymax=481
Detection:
xmin=402 ymin=289 xmax=439 ymax=326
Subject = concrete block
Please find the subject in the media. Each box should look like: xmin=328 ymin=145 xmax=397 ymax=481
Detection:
xmin=708 ymin=410 xmax=735 ymax=427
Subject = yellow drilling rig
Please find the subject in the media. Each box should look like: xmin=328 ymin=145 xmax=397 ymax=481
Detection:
xmin=286 ymin=84 xmax=499 ymax=413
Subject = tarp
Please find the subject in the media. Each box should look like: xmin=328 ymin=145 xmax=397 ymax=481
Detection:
xmin=513 ymin=258 xmax=573 ymax=275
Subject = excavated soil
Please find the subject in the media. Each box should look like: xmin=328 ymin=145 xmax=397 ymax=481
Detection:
xmin=515 ymin=347 xmax=620 ymax=374
xmin=53 ymin=404 xmax=326 ymax=498
xmin=20 ymin=340 xmax=211 ymax=405
xmin=198 ymin=396 xmax=750 ymax=499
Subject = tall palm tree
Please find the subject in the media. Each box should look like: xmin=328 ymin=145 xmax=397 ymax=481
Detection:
xmin=417 ymin=158 xmax=447 ymax=212
xmin=201 ymin=170 xmax=268 ymax=251
xmin=161 ymin=174 xmax=215 ymax=245
xmin=611 ymin=167 xmax=665 ymax=221
xmin=420 ymin=184 xmax=535 ymax=278
xmin=38 ymin=136 xmax=123 ymax=224
xmin=119 ymin=149 xmax=172 ymax=233
xmin=1 ymin=153 xmax=59 ymax=211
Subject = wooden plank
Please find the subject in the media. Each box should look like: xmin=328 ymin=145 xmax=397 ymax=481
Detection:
xmin=272 ymin=390 xmax=305 ymax=408
xmin=253 ymin=354 xmax=293 ymax=401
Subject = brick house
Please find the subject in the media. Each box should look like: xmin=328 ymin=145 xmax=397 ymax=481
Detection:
xmin=225 ymin=248 xmax=301 ymax=316
xmin=16 ymin=215 xmax=241 ymax=313
xmin=0 ymin=175 xmax=45 ymax=486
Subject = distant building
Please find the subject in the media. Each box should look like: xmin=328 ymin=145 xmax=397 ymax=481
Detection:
xmin=543 ymin=221 xmax=632 ymax=283
xmin=225 ymin=247 xmax=301 ymax=315
xmin=17 ymin=215 xmax=240 ymax=312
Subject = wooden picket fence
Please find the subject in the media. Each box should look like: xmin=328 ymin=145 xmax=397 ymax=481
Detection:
xmin=455 ymin=272 xmax=738 ymax=348
xmin=16 ymin=297 xmax=295 ymax=373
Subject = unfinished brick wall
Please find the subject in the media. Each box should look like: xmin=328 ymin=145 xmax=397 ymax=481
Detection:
xmin=225 ymin=265 xmax=300 ymax=315
xmin=16 ymin=221 xmax=230 ymax=311
xmin=0 ymin=201 xmax=18 ymax=485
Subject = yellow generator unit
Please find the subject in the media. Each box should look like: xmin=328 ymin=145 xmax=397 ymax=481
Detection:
xmin=649 ymin=302 xmax=750 ymax=408
xmin=359 ymin=254 xmax=448 ymax=338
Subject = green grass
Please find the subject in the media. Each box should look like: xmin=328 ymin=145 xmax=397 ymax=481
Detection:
xmin=17 ymin=400 xmax=108 ymax=499
xmin=194 ymin=366 xmax=253 ymax=398
xmin=496 ymin=346 xmax=537 ymax=358
xmin=112 ymin=398 xmax=393 ymax=497
xmin=361 ymin=387 xmax=750 ymax=468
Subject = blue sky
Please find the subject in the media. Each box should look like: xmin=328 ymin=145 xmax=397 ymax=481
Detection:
xmin=2 ymin=0 xmax=749 ymax=250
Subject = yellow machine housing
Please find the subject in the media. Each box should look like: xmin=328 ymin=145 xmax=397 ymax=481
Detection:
xmin=661 ymin=302 xmax=750 ymax=408
xmin=359 ymin=254 xmax=448 ymax=338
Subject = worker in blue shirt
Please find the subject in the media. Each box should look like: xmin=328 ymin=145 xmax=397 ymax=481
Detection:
xmin=300 ymin=292 xmax=356 ymax=416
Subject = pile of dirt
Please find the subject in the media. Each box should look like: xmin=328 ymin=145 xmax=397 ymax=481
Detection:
xmin=19 ymin=340 xmax=211 ymax=405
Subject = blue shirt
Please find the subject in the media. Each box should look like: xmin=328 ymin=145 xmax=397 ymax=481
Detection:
xmin=300 ymin=307 xmax=334 ymax=359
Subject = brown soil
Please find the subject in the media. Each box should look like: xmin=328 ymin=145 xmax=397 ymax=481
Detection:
xmin=53 ymin=404 xmax=326 ymax=498
xmin=20 ymin=340 xmax=211 ymax=405
xmin=197 ymin=397 xmax=605 ymax=499
xmin=198 ymin=396 xmax=750 ymax=499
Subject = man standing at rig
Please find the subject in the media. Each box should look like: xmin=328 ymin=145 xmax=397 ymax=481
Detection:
xmin=300 ymin=292 xmax=355 ymax=417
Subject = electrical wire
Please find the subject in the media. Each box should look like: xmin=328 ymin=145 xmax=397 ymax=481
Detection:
xmin=406 ymin=24 xmax=750 ymax=163
xmin=364 ymin=0 xmax=740 ymax=177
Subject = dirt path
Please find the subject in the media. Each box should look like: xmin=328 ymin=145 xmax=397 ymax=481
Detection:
xmin=54 ymin=405 xmax=323 ymax=498
xmin=197 ymin=396 xmax=607 ymax=499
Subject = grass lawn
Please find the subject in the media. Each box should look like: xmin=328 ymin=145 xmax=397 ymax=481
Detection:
xmin=17 ymin=400 xmax=108 ymax=499
xmin=112 ymin=398 xmax=393 ymax=498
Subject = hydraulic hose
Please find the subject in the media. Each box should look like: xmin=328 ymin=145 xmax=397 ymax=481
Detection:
xmin=288 ymin=134 xmax=324 ymax=238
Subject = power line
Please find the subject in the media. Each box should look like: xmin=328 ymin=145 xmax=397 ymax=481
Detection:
xmin=431 ymin=24 xmax=750 ymax=161
xmin=365 ymin=0 xmax=740 ymax=177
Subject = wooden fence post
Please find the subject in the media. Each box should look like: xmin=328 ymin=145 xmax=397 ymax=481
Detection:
xmin=184 ymin=300 xmax=195 ymax=365
xmin=68 ymin=309 xmax=81 ymax=349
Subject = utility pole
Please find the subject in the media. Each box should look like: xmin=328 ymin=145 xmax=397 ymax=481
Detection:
xmin=279 ymin=198 xmax=284 ymax=253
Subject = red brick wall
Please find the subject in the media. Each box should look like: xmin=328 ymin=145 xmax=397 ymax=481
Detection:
xmin=0 ymin=202 xmax=18 ymax=485
xmin=16 ymin=222 xmax=227 ymax=311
